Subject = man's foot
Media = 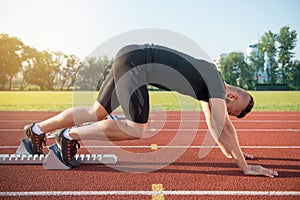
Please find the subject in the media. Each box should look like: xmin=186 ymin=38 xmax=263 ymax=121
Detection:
xmin=24 ymin=123 xmax=46 ymax=154
xmin=55 ymin=129 xmax=80 ymax=167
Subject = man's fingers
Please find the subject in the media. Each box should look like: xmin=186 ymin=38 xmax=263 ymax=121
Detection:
xmin=243 ymin=153 xmax=254 ymax=160
xmin=260 ymin=167 xmax=278 ymax=178
xmin=270 ymin=169 xmax=279 ymax=177
xmin=247 ymin=165 xmax=279 ymax=177
xmin=264 ymin=168 xmax=279 ymax=177
xmin=266 ymin=174 xmax=274 ymax=178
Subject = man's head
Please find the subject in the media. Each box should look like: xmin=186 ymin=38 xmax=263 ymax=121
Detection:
xmin=225 ymin=84 xmax=254 ymax=118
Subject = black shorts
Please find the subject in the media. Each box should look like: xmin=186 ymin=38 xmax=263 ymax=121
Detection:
xmin=97 ymin=44 xmax=224 ymax=124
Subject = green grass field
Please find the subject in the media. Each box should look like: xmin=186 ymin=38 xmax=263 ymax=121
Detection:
xmin=0 ymin=91 xmax=299 ymax=111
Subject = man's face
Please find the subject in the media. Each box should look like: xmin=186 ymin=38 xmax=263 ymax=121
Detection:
xmin=225 ymin=92 xmax=252 ymax=118
xmin=225 ymin=99 xmax=241 ymax=117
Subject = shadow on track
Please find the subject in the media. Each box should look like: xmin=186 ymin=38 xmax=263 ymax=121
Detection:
xmin=75 ymin=161 xmax=300 ymax=178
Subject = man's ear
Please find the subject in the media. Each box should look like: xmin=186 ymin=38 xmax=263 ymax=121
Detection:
xmin=226 ymin=93 xmax=239 ymax=101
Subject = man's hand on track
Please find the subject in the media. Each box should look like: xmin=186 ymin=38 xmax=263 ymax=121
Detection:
xmin=244 ymin=165 xmax=279 ymax=178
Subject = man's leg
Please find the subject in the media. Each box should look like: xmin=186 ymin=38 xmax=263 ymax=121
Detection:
xmin=68 ymin=119 xmax=147 ymax=141
xmin=36 ymin=101 xmax=108 ymax=133
xmin=54 ymin=107 xmax=147 ymax=167
xmin=66 ymin=46 xmax=150 ymax=142
xmin=24 ymin=70 xmax=116 ymax=156
xmin=23 ymin=101 xmax=109 ymax=155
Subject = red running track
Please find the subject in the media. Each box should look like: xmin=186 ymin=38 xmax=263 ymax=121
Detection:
xmin=0 ymin=111 xmax=299 ymax=200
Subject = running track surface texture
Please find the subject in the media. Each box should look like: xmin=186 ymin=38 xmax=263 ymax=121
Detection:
xmin=0 ymin=111 xmax=299 ymax=200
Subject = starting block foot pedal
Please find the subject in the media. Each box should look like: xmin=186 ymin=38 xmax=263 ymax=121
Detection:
xmin=43 ymin=144 xmax=118 ymax=170
xmin=43 ymin=144 xmax=71 ymax=170
xmin=16 ymin=138 xmax=33 ymax=155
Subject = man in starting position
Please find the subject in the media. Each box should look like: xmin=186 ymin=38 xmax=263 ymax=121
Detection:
xmin=24 ymin=44 xmax=278 ymax=177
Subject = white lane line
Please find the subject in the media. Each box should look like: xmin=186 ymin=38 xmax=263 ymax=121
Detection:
xmin=0 ymin=145 xmax=300 ymax=149
xmin=149 ymin=113 xmax=300 ymax=117
xmin=0 ymin=190 xmax=299 ymax=196
xmin=1 ymin=119 xmax=300 ymax=123
xmin=149 ymin=129 xmax=298 ymax=132
xmin=0 ymin=128 xmax=299 ymax=132
xmin=86 ymin=145 xmax=300 ymax=149
xmin=0 ymin=129 xmax=23 ymax=132
xmin=288 ymin=128 xmax=300 ymax=132
xmin=0 ymin=120 xmax=42 ymax=122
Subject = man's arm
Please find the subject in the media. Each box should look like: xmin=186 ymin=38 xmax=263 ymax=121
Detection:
xmin=200 ymin=100 xmax=252 ymax=159
xmin=205 ymin=98 xmax=278 ymax=177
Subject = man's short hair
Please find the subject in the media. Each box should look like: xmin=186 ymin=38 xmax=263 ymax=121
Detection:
xmin=237 ymin=94 xmax=254 ymax=118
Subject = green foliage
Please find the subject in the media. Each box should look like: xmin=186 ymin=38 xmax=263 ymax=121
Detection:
xmin=259 ymin=30 xmax=278 ymax=84
xmin=277 ymin=26 xmax=297 ymax=84
xmin=0 ymin=33 xmax=103 ymax=91
xmin=287 ymin=60 xmax=300 ymax=90
xmin=76 ymin=56 xmax=112 ymax=91
xmin=0 ymin=34 xmax=24 ymax=89
xmin=254 ymin=26 xmax=298 ymax=88
xmin=96 ymin=62 xmax=113 ymax=91
xmin=53 ymin=52 xmax=82 ymax=90
xmin=219 ymin=52 xmax=255 ymax=89
xmin=23 ymin=50 xmax=60 ymax=90
xmin=248 ymin=50 xmax=264 ymax=85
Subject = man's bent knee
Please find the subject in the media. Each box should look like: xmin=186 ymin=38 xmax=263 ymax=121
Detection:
xmin=93 ymin=101 xmax=109 ymax=121
xmin=126 ymin=120 xmax=147 ymax=139
xmin=98 ymin=120 xmax=146 ymax=141
xmin=100 ymin=119 xmax=147 ymax=140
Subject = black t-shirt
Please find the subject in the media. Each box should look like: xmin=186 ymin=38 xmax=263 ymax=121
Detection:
xmin=143 ymin=44 xmax=226 ymax=102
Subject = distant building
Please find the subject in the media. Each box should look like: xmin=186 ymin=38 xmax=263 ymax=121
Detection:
xmin=217 ymin=43 xmax=271 ymax=84
xmin=244 ymin=43 xmax=269 ymax=83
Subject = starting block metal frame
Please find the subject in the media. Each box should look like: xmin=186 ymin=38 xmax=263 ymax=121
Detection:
xmin=0 ymin=138 xmax=117 ymax=169
xmin=0 ymin=114 xmax=123 ymax=170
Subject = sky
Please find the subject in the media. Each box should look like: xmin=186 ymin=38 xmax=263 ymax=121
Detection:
xmin=0 ymin=0 xmax=299 ymax=61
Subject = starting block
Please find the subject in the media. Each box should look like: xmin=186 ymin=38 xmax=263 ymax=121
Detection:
xmin=0 ymin=138 xmax=117 ymax=170
xmin=0 ymin=114 xmax=125 ymax=169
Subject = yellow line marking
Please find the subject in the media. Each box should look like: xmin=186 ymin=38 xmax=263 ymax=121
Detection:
xmin=152 ymin=184 xmax=164 ymax=200
xmin=152 ymin=194 xmax=164 ymax=200
xmin=152 ymin=184 xmax=163 ymax=191
xmin=151 ymin=144 xmax=158 ymax=150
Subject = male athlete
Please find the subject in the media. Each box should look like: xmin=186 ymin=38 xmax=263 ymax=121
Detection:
xmin=24 ymin=44 xmax=278 ymax=177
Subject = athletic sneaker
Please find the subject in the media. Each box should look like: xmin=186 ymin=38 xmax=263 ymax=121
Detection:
xmin=24 ymin=123 xmax=46 ymax=154
xmin=55 ymin=129 xmax=80 ymax=167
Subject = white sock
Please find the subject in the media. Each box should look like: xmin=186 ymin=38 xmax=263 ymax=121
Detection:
xmin=32 ymin=123 xmax=43 ymax=135
xmin=63 ymin=129 xmax=73 ymax=140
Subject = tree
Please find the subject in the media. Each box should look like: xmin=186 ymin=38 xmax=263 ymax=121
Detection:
xmin=259 ymin=30 xmax=278 ymax=84
xmin=52 ymin=51 xmax=66 ymax=90
xmin=96 ymin=62 xmax=112 ymax=91
xmin=219 ymin=55 xmax=236 ymax=86
xmin=277 ymin=26 xmax=297 ymax=84
xmin=64 ymin=54 xmax=82 ymax=90
xmin=286 ymin=60 xmax=300 ymax=90
xmin=0 ymin=34 xmax=24 ymax=90
xmin=76 ymin=56 xmax=112 ymax=90
xmin=52 ymin=52 xmax=82 ymax=90
xmin=247 ymin=47 xmax=265 ymax=85
xmin=23 ymin=50 xmax=60 ymax=90
xmin=20 ymin=45 xmax=37 ymax=90
xmin=219 ymin=52 xmax=255 ymax=89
